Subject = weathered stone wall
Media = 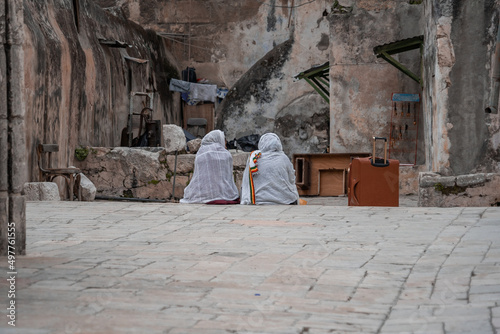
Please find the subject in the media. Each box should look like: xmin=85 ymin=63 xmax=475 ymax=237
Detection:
xmin=1 ymin=0 xmax=26 ymax=255
xmin=423 ymin=0 xmax=500 ymax=175
xmin=213 ymin=8 xmax=332 ymax=157
xmin=20 ymin=0 xmax=500 ymax=204
xmin=74 ymin=147 xmax=250 ymax=201
xmin=96 ymin=0 xmax=332 ymax=158
xmin=23 ymin=0 xmax=181 ymax=185
xmin=328 ymin=1 xmax=424 ymax=155
xmin=95 ymin=0 xmax=298 ymax=87
xmin=324 ymin=1 xmax=425 ymax=194
xmin=216 ymin=39 xmax=331 ymax=158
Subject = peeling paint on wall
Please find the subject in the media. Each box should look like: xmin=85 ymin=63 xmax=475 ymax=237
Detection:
xmin=424 ymin=0 xmax=499 ymax=176
xmin=317 ymin=33 xmax=329 ymax=51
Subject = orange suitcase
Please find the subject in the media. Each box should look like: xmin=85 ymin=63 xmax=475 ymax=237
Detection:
xmin=348 ymin=137 xmax=399 ymax=207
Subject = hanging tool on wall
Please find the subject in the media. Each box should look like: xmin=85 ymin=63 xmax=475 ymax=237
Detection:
xmin=390 ymin=93 xmax=420 ymax=165
xmin=391 ymin=125 xmax=396 ymax=147
xmin=413 ymin=102 xmax=417 ymax=125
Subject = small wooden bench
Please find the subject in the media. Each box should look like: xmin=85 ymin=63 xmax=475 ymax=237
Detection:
xmin=37 ymin=144 xmax=82 ymax=201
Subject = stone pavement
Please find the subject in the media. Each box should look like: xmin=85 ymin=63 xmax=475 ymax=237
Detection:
xmin=1 ymin=198 xmax=499 ymax=334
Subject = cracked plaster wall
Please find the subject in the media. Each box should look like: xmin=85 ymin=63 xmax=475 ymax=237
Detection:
xmin=328 ymin=1 xmax=424 ymax=156
xmin=96 ymin=0 xmax=332 ymax=158
xmin=23 ymin=0 xmax=180 ymax=185
xmin=424 ymin=0 xmax=500 ymax=176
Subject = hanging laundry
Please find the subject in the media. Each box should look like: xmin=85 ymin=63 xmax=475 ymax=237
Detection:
xmin=189 ymin=83 xmax=217 ymax=103
xmin=217 ymin=88 xmax=229 ymax=99
xmin=169 ymin=78 xmax=191 ymax=93
xmin=181 ymin=92 xmax=199 ymax=106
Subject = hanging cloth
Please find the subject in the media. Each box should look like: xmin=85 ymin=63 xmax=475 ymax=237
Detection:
xmin=180 ymin=130 xmax=239 ymax=204
xmin=248 ymin=151 xmax=262 ymax=204
xmin=240 ymin=133 xmax=299 ymax=205
xmin=189 ymin=83 xmax=217 ymax=103
xmin=169 ymin=78 xmax=191 ymax=93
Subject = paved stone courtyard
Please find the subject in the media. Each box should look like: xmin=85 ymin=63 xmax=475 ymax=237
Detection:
xmin=1 ymin=199 xmax=499 ymax=333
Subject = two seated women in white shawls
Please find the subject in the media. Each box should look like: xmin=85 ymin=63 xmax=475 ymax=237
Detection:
xmin=180 ymin=131 xmax=298 ymax=205
xmin=180 ymin=130 xmax=240 ymax=204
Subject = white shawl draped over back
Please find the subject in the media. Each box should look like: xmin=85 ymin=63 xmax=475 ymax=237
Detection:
xmin=240 ymin=133 xmax=299 ymax=205
xmin=180 ymin=130 xmax=239 ymax=204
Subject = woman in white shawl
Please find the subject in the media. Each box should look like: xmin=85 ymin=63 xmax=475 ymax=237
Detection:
xmin=180 ymin=130 xmax=240 ymax=204
xmin=241 ymin=133 xmax=299 ymax=205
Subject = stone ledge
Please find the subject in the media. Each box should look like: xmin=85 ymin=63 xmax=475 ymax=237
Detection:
xmin=418 ymin=172 xmax=500 ymax=207
xmin=74 ymin=147 xmax=250 ymax=201
xmin=22 ymin=182 xmax=60 ymax=201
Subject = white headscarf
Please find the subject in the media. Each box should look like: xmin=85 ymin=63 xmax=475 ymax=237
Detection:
xmin=180 ymin=130 xmax=239 ymax=204
xmin=200 ymin=129 xmax=225 ymax=147
xmin=241 ymin=133 xmax=299 ymax=205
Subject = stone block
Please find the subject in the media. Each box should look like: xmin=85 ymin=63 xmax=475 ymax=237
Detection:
xmin=163 ymin=124 xmax=186 ymax=153
xmin=167 ymin=154 xmax=194 ymax=174
xmin=419 ymin=172 xmax=500 ymax=207
xmin=234 ymin=170 xmax=244 ymax=193
xmin=171 ymin=175 xmax=188 ymax=199
xmin=418 ymin=187 xmax=441 ymax=207
xmin=187 ymin=138 xmax=202 ymax=153
xmin=399 ymin=166 xmax=421 ymax=195
xmin=23 ymin=183 xmax=40 ymax=201
xmin=23 ymin=182 xmax=60 ymax=201
xmin=485 ymin=173 xmax=498 ymax=181
xmin=75 ymin=147 xmax=249 ymax=201
xmin=134 ymin=180 xmax=171 ymax=200
xmin=231 ymin=152 xmax=250 ymax=169
xmin=419 ymin=172 xmax=455 ymax=188
xmin=38 ymin=183 xmax=61 ymax=201
xmin=437 ymin=176 xmax=457 ymax=187
xmin=418 ymin=172 xmax=440 ymax=188
xmin=79 ymin=173 xmax=96 ymax=201
xmin=456 ymin=173 xmax=486 ymax=187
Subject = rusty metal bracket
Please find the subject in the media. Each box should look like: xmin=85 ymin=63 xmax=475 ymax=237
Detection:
xmin=293 ymin=62 xmax=330 ymax=104
xmin=373 ymin=35 xmax=424 ymax=86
